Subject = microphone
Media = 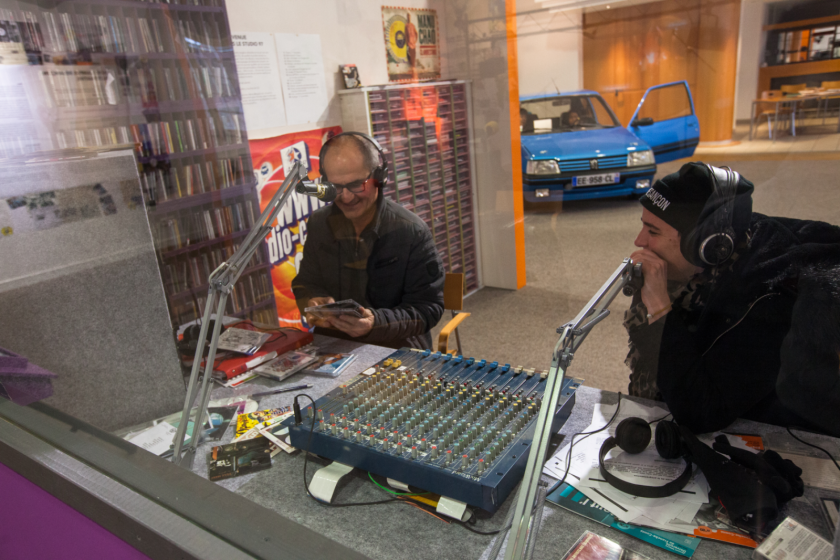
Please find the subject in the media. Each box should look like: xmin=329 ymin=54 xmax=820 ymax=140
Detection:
xmin=296 ymin=180 xmax=337 ymax=203
xmin=623 ymin=262 xmax=644 ymax=296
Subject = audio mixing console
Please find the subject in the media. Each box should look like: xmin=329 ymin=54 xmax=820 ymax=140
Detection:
xmin=285 ymin=348 xmax=581 ymax=513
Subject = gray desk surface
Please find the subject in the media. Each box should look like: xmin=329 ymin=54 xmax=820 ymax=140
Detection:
xmin=190 ymin=336 xmax=837 ymax=560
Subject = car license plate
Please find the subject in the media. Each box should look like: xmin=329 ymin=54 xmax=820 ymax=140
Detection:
xmin=572 ymin=173 xmax=620 ymax=187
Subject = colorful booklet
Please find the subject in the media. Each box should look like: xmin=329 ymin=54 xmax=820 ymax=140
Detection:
xmin=561 ymin=531 xmax=651 ymax=560
xmin=307 ymin=352 xmax=356 ymax=378
xmin=233 ymin=407 xmax=292 ymax=440
xmin=253 ymin=350 xmax=317 ymax=382
xmin=547 ymin=482 xmax=700 ymax=558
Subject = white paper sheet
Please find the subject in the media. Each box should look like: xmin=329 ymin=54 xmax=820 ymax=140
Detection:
xmin=275 ymin=33 xmax=329 ymax=125
xmin=128 ymin=421 xmax=178 ymax=455
xmin=231 ymin=32 xmax=287 ymax=131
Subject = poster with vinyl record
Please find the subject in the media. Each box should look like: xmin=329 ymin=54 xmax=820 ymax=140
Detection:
xmin=382 ymin=7 xmax=440 ymax=82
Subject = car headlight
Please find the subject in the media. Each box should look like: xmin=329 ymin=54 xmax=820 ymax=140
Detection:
xmin=627 ymin=149 xmax=654 ymax=167
xmin=526 ymin=160 xmax=560 ymax=175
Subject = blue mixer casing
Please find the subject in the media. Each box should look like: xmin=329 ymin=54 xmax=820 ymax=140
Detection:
xmin=285 ymin=348 xmax=581 ymax=513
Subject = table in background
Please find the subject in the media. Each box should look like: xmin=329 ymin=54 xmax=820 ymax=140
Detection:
xmin=749 ymin=92 xmax=840 ymax=141
xmin=195 ymin=335 xmax=837 ymax=560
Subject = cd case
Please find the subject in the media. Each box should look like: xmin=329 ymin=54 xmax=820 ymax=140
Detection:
xmin=216 ymin=327 xmax=272 ymax=355
xmin=307 ymin=353 xmax=357 ymax=378
xmin=304 ymin=299 xmax=364 ymax=319
xmin=253 ymin=350 xmax=317 ymax=382
xmin=561 ymin=531 xmax=651 ymax=560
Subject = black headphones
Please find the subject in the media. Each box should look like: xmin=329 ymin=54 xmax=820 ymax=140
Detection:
xmin=681 ymin=164 xmax=740 ymax=267
xmin=599 ymin=417 xmax=694 ymax=498
xmin=318 ymin=131 xmax=389 ymax=189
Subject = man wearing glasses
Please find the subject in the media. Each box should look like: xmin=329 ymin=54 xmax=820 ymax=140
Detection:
xmin=292 ymin=132 xmax=445 ymax=350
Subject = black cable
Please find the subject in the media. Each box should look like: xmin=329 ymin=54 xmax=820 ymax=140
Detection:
xmin=786 ymin=426 xmax=840 ymax=473
xmin=556 ymin=393 xmax=624 ymax=488
xmin=648 ymin=410 xmax=672 ymax=425
xmin=297 ymin=394 xmax=398 ymax=508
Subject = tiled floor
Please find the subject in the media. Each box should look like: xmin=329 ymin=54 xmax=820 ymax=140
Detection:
xmin=696 ymin=117 xmax=840 ymax=159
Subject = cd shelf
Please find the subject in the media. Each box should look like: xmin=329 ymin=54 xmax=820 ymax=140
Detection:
xmin=0 ymin=0 xmax=277 ymax=329
xmin=339 ymin=81 xmax=480 ymax=292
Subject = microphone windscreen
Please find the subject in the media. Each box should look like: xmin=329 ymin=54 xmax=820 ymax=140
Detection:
xmin=320 ymin=184 xmax=337 ymax=203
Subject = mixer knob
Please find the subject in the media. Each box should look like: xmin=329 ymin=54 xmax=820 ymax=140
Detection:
xmin=396 ymin=441 xmax=403 ymax=454
xmin=432 ymin=428 xmax=440 ymax=440
xmin=420 ymin=438 xmax=427 ymax=451
xmin=317 ymin=409 xmax=324 ymax=420
xmin=462 ymin=455 xmax=470 ymax=469
xmin=379 ymin=427 xmax=386 ymax=439
xmin=453 ymin=441 xmax=461 ymax=454
xmin=477 ymin=459 xmax=485 ymax=475
xmin=355 ymin=431 xmax=362 ymax=443
xmin=341 ymin=427 xmax=349 ymax=439
xmin=406 ymin=434 xmax=413 ymax=446
xmin=319 ymin=420 xmax=326 ymax=432
xmin=353 ymin=419 xmax=360 ymax=430
xmin=411 ymin=447 xmax=418 ymax=460
xmin=331 ymin=424 xmax=337 ymax=436
xmin=431 ymin=445 xmax=439 ymax=459
xmin=445 ymin=450 xmax=453 ymax=465
xmin=468 ymin=448 xmax=476 ymax=459
xmin=383 ymin=439 xmax=390 ymax=451
xmin=369 ymin=435 xmax=376 ymax=446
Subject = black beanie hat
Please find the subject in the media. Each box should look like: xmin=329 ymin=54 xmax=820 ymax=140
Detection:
xmin=640 ymin=162 xmax=755 ymax=263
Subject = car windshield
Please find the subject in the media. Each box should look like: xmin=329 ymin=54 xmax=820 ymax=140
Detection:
xmin=519 ymin=95 xmax=620 ymax=135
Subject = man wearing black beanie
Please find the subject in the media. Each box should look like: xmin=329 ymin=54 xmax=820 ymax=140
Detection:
xmin=624 ymin=161 xmax=840 ymax=436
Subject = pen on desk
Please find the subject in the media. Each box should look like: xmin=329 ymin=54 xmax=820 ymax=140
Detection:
xmin=251 ymin=384 xmax=313 ymax=398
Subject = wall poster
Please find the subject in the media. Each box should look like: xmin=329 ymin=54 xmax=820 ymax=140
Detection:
xmin=382 ymin=7 xmax=440 ymax=83
xmin=250 ymin=126 xmax=342 ymax=328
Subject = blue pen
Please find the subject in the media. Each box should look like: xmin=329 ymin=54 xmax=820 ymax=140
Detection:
xmin=251 ymin=384 xmax=312 ymax=398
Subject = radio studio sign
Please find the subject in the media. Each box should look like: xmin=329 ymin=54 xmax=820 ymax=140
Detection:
xmin=249 ymin=126 xmax=342 ymax=328
xmin=382 ymin=7 xmax=440 ymax=82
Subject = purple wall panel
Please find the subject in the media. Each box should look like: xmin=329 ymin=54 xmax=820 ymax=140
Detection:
xmin=0 ymin=462 xmax=152 ymax=560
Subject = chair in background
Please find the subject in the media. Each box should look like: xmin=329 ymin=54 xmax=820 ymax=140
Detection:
xmin=781 ymin=83 xmax=818 ymax=123
xmin=437 ymin=273 xmax=470 ymax=355
xmin=780 ymin=83 xmax=807 ymax=95
xmin=820 ymin=81 xmax=840 ymax=124
xmin=755 ymin=90 xmax=792 ymax=139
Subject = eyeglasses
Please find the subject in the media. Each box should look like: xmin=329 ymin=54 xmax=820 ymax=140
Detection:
xmin=325 ymin=173 xmax=372 ymax=194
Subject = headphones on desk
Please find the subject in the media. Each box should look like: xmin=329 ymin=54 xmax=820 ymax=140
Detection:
xmin=318 ymin=131 xmax=389 ymax=189
xmin=599 ymin=416 xmax=694 ymax=498
xmin=681 ymin=163 xmax=740 ymax=267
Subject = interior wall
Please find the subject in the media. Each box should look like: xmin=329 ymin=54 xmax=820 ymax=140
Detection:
xmin=516 ymin=0 xmax=584 ymax=96
xmin=582 ymin=0 xmax=741 ymax=143
xmin=224 ymin=0 xmax=448 ymax=140
xmin=226 ymin=0 xmax=524 ymax=290
xmin=733 ymin=0 xmax=768 ymax=123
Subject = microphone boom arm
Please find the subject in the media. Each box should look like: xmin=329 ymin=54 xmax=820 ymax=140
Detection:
xmin=171 ymin=161 xmax=311 ymax=468
xmin=501 ymin=258 xmax=641 ymax=560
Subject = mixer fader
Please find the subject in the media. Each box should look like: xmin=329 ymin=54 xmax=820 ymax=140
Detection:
xmin=285 ymin=348 xmax=581 ymax=513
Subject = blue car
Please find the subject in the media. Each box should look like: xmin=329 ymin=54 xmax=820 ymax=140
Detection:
xmin=520 ymin=81 xmax=700 ymax=202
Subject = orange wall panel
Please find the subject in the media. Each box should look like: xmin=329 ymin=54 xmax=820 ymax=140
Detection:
xmin=583 ymin=0 xmax=739 ymax=142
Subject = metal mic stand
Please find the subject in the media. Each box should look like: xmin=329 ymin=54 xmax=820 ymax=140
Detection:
xmin=502 ymin=258 xmax=642 ymax=560
xmin=172 ymin=160 xmax=313 ymax=468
